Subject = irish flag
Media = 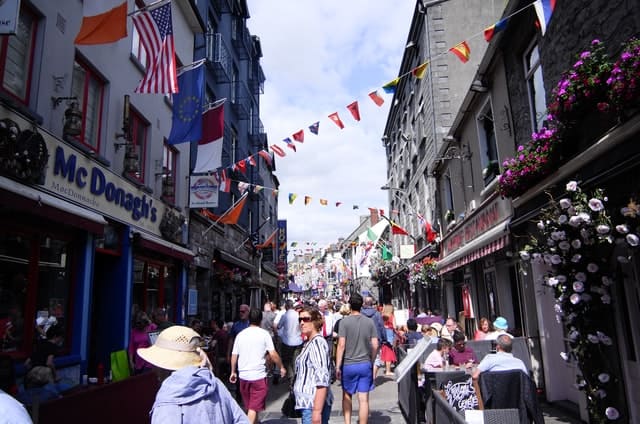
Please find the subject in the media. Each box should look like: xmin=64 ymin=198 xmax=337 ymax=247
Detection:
xmin=75 ymin=0 xmax=127 ymax=45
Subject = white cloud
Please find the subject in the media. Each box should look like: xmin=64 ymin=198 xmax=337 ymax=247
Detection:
xmin=247 ymin=1 xmax=415 ymax=248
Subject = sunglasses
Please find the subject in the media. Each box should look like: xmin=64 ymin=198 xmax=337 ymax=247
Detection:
xmin=298 ymin=316 xmax=312 ymax=323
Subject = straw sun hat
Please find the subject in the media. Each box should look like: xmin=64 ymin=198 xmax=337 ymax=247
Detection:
xmin=137 ymin=325 xmax=204 ymax=371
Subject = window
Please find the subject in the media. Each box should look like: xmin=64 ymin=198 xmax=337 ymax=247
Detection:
xmin=443 ymin=174 xmax=454 ymax=219
xmin=131 ymin=2 xmax=148 ymax=68
xmin=0 ymin=5 xmax=37 ymax=103
xmin=132 ymin=259 xmax=175 ymax=317
xmin=128 ymin=109 xmax=148 ymax=183
xmin=0 ymin=229 xmax=73 ymax=357
xmin=477 ymin=102 xmax=499 ymax=186
xmin=161 ymin=142 xmax=177 ymax=202
xmin=524 ymin=41 xmax=547 ymax=132
xmin=230 ymin=126 xmax=238 ymax=164
xmin=231 ymin=65 xmax=238 ymax=104
xmin=71 ymin=60 xmax=105 ymax=151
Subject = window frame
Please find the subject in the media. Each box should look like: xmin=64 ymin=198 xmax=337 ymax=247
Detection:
xmin=476 ymin=100 xmax=499 ymax=186
xmin=71 ymin=59 xmax=105 ymax=153
xmin=128 ymin=108 xmax=149 ymax=183
xmin=0 ymin=4 xmax=38 ymax=104
xmin=161 ymin=141 xmax=178 ymax=203
xmin=523 ymin=39 xmax=547 ymax=132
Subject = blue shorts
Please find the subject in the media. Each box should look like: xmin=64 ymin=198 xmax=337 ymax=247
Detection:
xmin=341 ymin=362 xmax=374 ymax=394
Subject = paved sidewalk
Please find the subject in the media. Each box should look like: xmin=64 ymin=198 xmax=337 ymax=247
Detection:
xmin=256 ymin=373 xmax=584 ymax=424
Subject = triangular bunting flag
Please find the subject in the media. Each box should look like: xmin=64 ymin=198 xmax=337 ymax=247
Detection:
xmin=309 ymin=121 xmax=320 ymax=135
xmin=368 ymin=90 xmax=385 ymax=107
xmin=288 ymin=193 xmax=298 ymax=204
xmin=283 ymin=137 xmax=296 ymax=152
xmin=236 ymin=160 xmax=247 ymax=174
xmin=346 ymin=101 xmax=361 ymax=121
xmin=425 ymin=221 xmax=437 ymax=243
xmin=304 ymin=196 xmax=312 ymax=205
xmin=237 ymin=182 xmax=249 ymax=194
xmin=382 ymin=245 xmax=392 ymax=260
xmin=382 ymin=78 xmax=399 ymax=94
xmin=484 ymin=18 xmax=508 ymax=42
xmin=292 ymin=130 xmax=304 ymax=143
xmin=450 ymin=41 xmax=471 ymax=63
xmin=328 ymin=112 xmax=345 ymax=129
xmin=367 ymin=228 xmax=376 ymax=242
xmin=336 ymin=202 xmax=342 ymax=207
xmin=412 ymin=63 xmax=428 ymax=79
xmin=319 ymin=199 xmax=328 ymax=206
xmin=257 ymin=150 xmax=273 ymax=166
xmin=270 ymin=145 xmax=286 ymax=157
xmin=248 ymin=156 xmax=256 ymax=166
xmin=353 ymin=205 xmax=359 ymax=210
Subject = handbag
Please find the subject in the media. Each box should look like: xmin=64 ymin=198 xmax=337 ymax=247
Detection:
xmin=281 ymin=390 xmax=302 ymax=418
xmin=110 ymin=349 xmax=131 ymax=382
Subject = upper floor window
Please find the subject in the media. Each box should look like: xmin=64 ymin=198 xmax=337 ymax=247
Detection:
xmin=131 ymin=2 xmax=148 ymax=68
xmin=0 ymin=5 xmax=37 ymax=104
xmin=443 ymin=174 xmax=454 ymax=218
xmin=477 ymin=102 xmax=499 ymax=186
xmin=230 ymin=126 xmax=238 ymax=164
xmin=231 ymin=65 xmax=238 ymax=104
xmin=524 ymin=41 xmax=547 ymax=132
xmin=162 ymin=142 xmax=177 ymax=203
xmin=128 ymin=109 xmax=148 ymax=183
xmin=71 ymin=60 xmax=105 ymax=152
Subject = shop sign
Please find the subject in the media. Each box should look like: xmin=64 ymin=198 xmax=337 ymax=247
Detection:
xmin=0 ymin=0 xmax=20 ymax=35
xmin=442 ymin=197 xmax=510 ymax=256
xmin=188 ymin=175 xmax=218 ymax=208
xmin=276 ymin=220 xmax=287 ymax=274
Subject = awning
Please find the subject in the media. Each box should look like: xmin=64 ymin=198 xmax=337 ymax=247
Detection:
xmin=0 ymin=175 xmax=106 ymax=234
xmin=219 ymin=250 xmax=256 ymax=272
xmin=137 ymin=231 xmax=195 ymax=262
xmin=437 ymin=220 xmax=510 ymax=275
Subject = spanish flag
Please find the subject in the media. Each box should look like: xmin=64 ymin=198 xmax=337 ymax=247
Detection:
xmin=75 ymin=0 xmax=127 ymax=45
xmin=449 ymin=41 xmax=471 ymax=63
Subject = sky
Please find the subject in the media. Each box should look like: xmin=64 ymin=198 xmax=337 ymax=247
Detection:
xmin=247 ymin=1 xmax=416 ymax=251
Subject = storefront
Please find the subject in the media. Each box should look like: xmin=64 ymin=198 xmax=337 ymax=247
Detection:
xmin=436 ymin=194 xmax=519 ymax=338
xmin=0 ymin=107 xmax=191 ymax=379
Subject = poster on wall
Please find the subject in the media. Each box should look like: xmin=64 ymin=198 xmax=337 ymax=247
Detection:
xmin=0 ymin=0 xmax=20 ymax=35
xmin=188 ymin=289 xmax=198 ymax=315
xmin=189 ymin=176 xmax=219 ymax=208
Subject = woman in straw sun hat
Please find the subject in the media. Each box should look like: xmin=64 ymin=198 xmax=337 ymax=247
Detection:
xmin=137 ymin=325 xmax=248 ymax=424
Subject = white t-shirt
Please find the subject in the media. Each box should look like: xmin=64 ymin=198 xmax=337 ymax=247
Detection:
xmin=232 ymin=325 xmax=275 ymax=381
xmin=484 ymin=330 xmax=513 ymax=340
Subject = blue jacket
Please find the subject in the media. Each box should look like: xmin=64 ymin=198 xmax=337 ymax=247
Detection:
xmin=150 ymin=366 xmax=248 ymax=424
xmin=361 ymin=306 xmax=386 ymax=344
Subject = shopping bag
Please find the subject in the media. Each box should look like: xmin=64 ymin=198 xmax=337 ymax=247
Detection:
xmin=281 ymin=390 xmax=301 ymax=418
xmin=110 ymin=350 xmax=130 ymax=382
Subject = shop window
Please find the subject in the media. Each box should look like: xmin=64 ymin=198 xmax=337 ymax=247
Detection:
xmin=161 ymin=141 xmax=177 ymax=203
xmin=128 ymin=109 xmax=148 ymax=183
xmin=132 ymin=258 xmax=175 ymax=319
xmin=71 ymin=59 xmax=105 ymax=152
xmin=0 ymin=230 xmax=72 ymax=357
xmin=524 ymin=40 xmax=547 ymax=132
xmin=0 ymin=5 xmax=37 ymax=104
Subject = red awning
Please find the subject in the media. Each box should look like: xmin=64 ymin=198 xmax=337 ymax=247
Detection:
xmin=137 ymin=231 xmax=194 ymax=262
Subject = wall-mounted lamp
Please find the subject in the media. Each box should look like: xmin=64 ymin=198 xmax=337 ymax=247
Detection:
xmin=123 ymin=144 xmax=139 ymax=174
xmin=434 ymin=145 xmax=470 ymax=161
xmin=470 ymin=79 xmax=489 ymax=93
xmin=114 ymin=94 xmax=132 ymax=152
xmin=63 ymin=101 xmax=83 ymax=137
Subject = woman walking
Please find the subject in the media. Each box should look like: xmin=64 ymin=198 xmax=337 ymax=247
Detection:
xmin=293 ymin=306 xmax=333 ymax=424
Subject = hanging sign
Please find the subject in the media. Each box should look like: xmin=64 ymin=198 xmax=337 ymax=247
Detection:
xmin=0 ymin=0 xmax=20 ymax=35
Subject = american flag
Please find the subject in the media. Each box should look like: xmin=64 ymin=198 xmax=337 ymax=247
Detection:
xmin=133 ymin=2 xmax=177 ymax=93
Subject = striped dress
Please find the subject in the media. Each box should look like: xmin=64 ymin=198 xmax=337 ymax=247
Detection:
xmin=293 ymin=335 xmax=334 ymax=410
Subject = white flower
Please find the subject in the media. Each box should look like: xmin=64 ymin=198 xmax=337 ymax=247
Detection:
xmin=588 ymin=198 xmax=604 ymax=211
xmin=551 ymin=231 xmax=566 ymax=241
xmin=531 ymin=253 xmax=543 ymax=263
xmin=626 ymin=234 xmax=639 ymax=247
xmin=573 ymin=281 xmax=585 ymax=292
xmin=601 ymin=334 xmax=613 ymax=345
xmin=618 ymin=255 xmax=630 ymax=264
xmin=547 ymin=238 xmax=556 ymax=247
xmin=537 ymin=221 xmax=545 ymax=230
xmin=598 ymin=373 xmax=610 ymax=383
xmin=571 ymin=239 xmax=582 ymax=249
xmin=605 ymin=407 xmax=620 ymax=420
xmin=519 ymin=251 xmax=530 ymax=260
xmin=547 ymin=277 xmax=559 ymax=287
xmin=559 ymin=198 xmax=572 ymax=209
xmin=587 ymin=334 xmax=599 ymax=343
xmin=595 ymin=389 xmax=607 ymax=399
xmin=568 ymin=329 xmax=579 ymax=341
xmin=615 ymin=224 xmax=629 ymax=234
xmin=556 ymin=275 xmax=567 ymax=283
xmin=568 ymin=207 xmax=576 ymax=215
xmin=587 ymin=263 xmax=599 ymax=273
xmin=601 ymin=294 xmax=611 ymax=305
xmin=597 ymin=224 xmax=611 ymax=234
xmin=560 ymin=352 xmax=569 ymax=361
xmin=569 ymin=216 xmax=583 ymax=227
xmin=571 ymin=254 xmax=582 ymax=263
xmin=570 ymin=294 xmax=581 ymax=304
xmin=566 ymin=181 xmax=578 ymax=191
xmin=578 ymin=212 xmax=591 ymax=224
xmin=554 ymin=304 xmax=563 ymax=314
xmin=551 ymin=255 xmax=562 ymax=264
xmin=558 ymin=215 xmax=568 ymax=224
xmin=558 ymin=241 xmax=571 ymax=250
xmin=575 ymin=272 xmax=587 ymax=282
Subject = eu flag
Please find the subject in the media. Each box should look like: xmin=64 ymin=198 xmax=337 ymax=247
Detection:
xmin=168 ymin=63 xmax=204 ymax=144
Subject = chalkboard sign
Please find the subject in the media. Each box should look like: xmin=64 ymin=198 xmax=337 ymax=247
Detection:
xmin=441 ymin=373 xmax=479 ymax=413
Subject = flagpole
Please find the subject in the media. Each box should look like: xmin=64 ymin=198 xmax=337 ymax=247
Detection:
xmin=127 ymin=0 xmax=171 ymax=16
xmin=234 ymin=216 xmax=271 ymax=252
xmin=202 ymin=192 xmax=248 ymax=236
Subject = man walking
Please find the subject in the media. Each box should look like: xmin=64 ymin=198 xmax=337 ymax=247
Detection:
xmin=360 ymin=296 xmax=386 ymax=377
xmin=335 ymin=293 xmax=379 ymax=424
xmin=277 ymin=299 xmax=303 ymax=386
xmin=230 ymin=308 xmax=286 ymax=424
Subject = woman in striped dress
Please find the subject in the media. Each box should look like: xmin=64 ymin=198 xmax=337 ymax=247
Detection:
xmin=293 ymin=306 xmax=333 ymax=424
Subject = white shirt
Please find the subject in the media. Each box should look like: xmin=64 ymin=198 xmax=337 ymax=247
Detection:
xmin=278 ymin=309 xmax=303 ymax=346
xmin=232 ymin=326 xmax=275 ymax=381
xmin=484 ymin=330 xmax=513 ymax=340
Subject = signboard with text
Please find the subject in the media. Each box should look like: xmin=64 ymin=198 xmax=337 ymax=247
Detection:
xmin=0 ymin=0 xmax=20 ymax=35
xmin=275 ymin=220 xmax=287 ymax=276
xmin=189 ymin=175 xmax=218 ymax=208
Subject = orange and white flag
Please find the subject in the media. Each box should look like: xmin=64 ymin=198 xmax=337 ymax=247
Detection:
xmin=75 ymin=0 xmax=127 ymax=45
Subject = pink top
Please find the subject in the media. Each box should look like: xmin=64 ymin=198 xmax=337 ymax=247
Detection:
xmin=474 ymin=330 xmax=488 ymax=340
xmin=128 ymin=323 xmax=157 ymax=370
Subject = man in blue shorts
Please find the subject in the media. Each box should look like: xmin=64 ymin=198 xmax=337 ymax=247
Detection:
xmin=335 ymin=293 xmax=379 ymax=424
